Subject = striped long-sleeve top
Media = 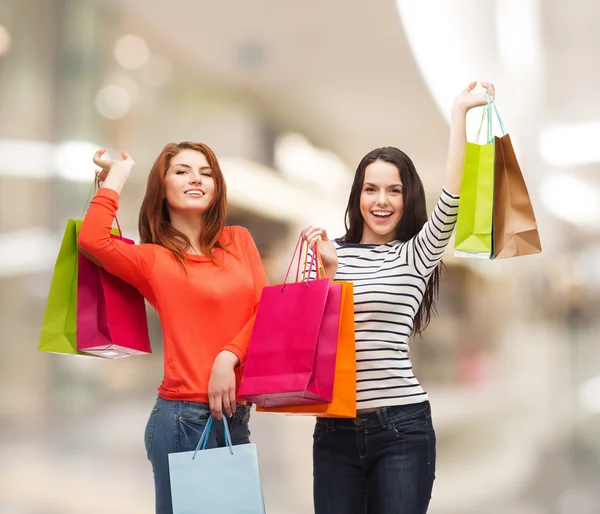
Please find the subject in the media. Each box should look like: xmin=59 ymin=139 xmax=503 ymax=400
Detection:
xmin=332 ymin=188 xmax=460 ymax=410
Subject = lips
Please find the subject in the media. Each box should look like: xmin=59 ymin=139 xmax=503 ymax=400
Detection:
xmin=371 ymin=210 xmax=393 ymax=220
xmin=184 ymin=189 xmax=205 ymax=197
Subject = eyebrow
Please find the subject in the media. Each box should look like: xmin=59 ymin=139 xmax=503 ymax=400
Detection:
xmin=364 ymin=182 xmax=403 ymax=188
xmin=171 ymin=163 xmax=212 ymax=171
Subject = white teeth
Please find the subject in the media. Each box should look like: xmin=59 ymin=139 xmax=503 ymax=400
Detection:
xmin=185 ymin=190 xmax=203 ymax=196
xmin=372 ymin=211 xmax=392 ymax=217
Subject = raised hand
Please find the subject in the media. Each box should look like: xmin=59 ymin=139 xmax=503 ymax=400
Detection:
xmin=93 ymin=148 xmax=135 ymax=182
xmin=452 ymin=81 xmax=495 ymax=113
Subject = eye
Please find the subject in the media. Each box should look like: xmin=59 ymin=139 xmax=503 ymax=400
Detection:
xmin=175 ymin=169 xmax=187 ymax=175
xmin=364 ymin=187 xmax=375 ymax=192
xmin=201 ymin=172 xmax=212 ymax=177
xmin=391 ymin=189 xmax=402 ymax=194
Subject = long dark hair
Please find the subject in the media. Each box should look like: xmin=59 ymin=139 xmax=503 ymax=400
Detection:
xmin=338 ymin=146 xmax=442 ymax=335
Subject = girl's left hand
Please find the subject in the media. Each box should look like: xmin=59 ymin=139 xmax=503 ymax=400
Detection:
xmin=453 ymin=81 xmax=495 ymax=113
xmin=207 ymin=350 xmax=239 ymax=421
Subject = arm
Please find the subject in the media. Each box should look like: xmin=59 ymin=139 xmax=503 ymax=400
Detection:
xmin=78 ymin=189 xmax=153 ymax=295
xmin=208 ymin=227 xmax=269 ymax=419
xmin=443 ymin=81 xmax=495 ymax=195
xmin=78 ymin=149 xmax=153 ymax=295
xmin=221 ymin=228 xmax=269 ymax=363
xmin=411 ymin=81 xmax=495 ymax=275
xmin=410 ymin=189 xmax=460 ymax=277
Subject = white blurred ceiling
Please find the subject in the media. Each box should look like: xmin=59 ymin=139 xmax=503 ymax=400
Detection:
xmin=106 ymin=0 xmax=449 ymax=187
xmin=107 ymin=0 xmax=600 ymax=227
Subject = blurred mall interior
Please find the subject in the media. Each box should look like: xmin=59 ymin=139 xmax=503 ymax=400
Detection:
xmin=0 ymin=0 xmax=599 ymax=512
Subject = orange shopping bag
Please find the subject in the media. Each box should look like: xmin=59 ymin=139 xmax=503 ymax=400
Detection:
xmin=257 ymin=247 xmax=356 ymax=418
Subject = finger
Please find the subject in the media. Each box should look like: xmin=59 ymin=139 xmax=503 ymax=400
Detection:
xmin=481 ymin=82 xmax=495 ymax=97
xmin=305 ymin=226 xmax=319 ymax=238
xmin=122 ymin=151 xmax=134 ymax=162
xmin=465 ymin=81 xmax=477 ymax=92
xmin=320 ymin=228 xmax=329 ymax=241
xmin=229 ymin=388 xmax=237 ymax=418
xmin=221 ymin=391 xmax=232 ymax=419
xmin=211 ymin=392 xmax=223 ymax=420
xmin=307 ymin=235 xmax=322 ymax=249
xmin=92 ymin=148 xmax=107 ymax=167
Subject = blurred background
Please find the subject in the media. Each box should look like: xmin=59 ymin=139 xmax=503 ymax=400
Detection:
xmin=1 ymin=0 xmax=599 ymax=512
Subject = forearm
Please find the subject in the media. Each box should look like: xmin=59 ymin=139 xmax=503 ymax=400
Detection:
xmin=101 ymin=168 xmax=130 ymax=195
xmin=443 ymin=105 xmax=469 ymax=196
xmin=324 ymin=263 xmax=338 ymax=279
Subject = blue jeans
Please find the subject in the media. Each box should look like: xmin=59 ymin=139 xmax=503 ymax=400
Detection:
xmin=313 ymin=401 xmax=436 ymax=514
xmin=144 ymin=397 xmax=252 ymax=514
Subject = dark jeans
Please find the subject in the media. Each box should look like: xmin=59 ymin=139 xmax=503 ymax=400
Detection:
xmin=144 ymin=396 xmax=251 ymax=514
xmin=313 ymin=401 xmax=436 ymax=514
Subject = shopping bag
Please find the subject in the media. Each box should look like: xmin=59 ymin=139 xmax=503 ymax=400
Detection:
xmin=77 ymin=233 xmax=151 ymax=358
xmin=169 ymin=416 xmax=265 ymax=514
xmin=492 ymin=117 xmax=542 ymax=258
xmin=38 ymin=219 xmax=91 ymax=356
xmin=257 ymin=248 xmax=356 ymax=418
xmin=454 ymin=95 xmax=495 ymax=258
xmin=238 ymin=237 xmax=341 ymax=407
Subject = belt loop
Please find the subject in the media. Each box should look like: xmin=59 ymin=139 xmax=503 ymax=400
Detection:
xmin=323 ymin=417 xmax=335 ymax=432
xmin=376 ymin=407 xmax=389 ymax=428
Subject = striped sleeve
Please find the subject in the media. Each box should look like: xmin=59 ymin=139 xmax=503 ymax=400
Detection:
xmin=409 ymin=188 xmax=459 ymax=277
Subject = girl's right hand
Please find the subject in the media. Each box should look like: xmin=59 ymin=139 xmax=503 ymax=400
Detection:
xmin=301 ymin=226 xmax=338 ymax=279
xmin=93 ymin=149 xmax=135 ymax=182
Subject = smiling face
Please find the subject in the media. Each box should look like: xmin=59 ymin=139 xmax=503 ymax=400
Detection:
xmin=359 ymin=159 xmax=404 ymax=244
xmin=164 ymin=149 xmax=215 ymax=217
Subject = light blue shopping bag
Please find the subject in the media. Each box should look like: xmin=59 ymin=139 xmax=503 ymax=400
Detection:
xmin=168 ymin=416 xmax=266 ymax=514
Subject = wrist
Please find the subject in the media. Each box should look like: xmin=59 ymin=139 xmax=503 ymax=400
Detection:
xmin=450 ymin=102 xmax=468 ymax=120
xmin=324 ymin=264 xmax=338 ymax=279
xmin=217 ymin=350 xmax=239 ymax=367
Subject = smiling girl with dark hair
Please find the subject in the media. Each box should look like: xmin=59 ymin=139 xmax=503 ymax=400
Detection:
xmin=302 ymin=81 xmax=495 ymax=514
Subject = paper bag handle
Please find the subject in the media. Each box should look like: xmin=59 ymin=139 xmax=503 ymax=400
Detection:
xmin=192 ymin=415 xmax=234 ymax=460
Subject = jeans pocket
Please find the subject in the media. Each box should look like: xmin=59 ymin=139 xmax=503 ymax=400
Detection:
xmin=178 ymin=403 xmax=211 ymax=450
xmin=313 ymin=422 xmax=327 ymax=444
xmin=232 ymin=405 xmax=251 ymax=427
xmin=227 ymin=406 xmax=251 ymax=444
xmin=390 ymin=409 xmax=429 ymax=440
xmin=144 ymin=405 xmax=159 ymax=459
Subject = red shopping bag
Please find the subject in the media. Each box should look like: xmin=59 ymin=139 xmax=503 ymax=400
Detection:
xmin=77 ymin=234 xmax=151 ymax=359
xmin=238 ymin=238 xmax=341 ymax=407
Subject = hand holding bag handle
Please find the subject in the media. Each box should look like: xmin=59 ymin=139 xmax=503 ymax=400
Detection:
xmin=192 ymin=415 xmax=234 ymax=460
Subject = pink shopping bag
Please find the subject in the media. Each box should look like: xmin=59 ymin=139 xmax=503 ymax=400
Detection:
xmin=77 ymin=234 xmax=151 ymax=359
xmin=238 ymin=238 xmax=341 ymax=407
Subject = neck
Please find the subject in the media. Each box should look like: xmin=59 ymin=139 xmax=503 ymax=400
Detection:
xmin=169 ymin=210 xmax=204 ymax=254
xmin=360 ymin=229 xmax=394 ymax=245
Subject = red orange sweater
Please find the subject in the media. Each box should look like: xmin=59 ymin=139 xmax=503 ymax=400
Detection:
xmin=78 ymin=188 xmax=269 ymax=402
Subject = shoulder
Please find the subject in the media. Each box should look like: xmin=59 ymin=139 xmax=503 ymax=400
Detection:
xmin=222 ymin=225 xmax=255 ymax=250
xmin=224 ymin=225 xmax=251 ymax=240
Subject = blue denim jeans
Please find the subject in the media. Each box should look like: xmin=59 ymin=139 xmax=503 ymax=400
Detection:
xmin=144 ymin=396 xmax=252 ymax=514
xmin=313 ymin=401 xmax=436 ymax=514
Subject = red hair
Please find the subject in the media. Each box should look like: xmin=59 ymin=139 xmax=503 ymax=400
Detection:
xmin=138 ymin=141 xmax=228 ymax=265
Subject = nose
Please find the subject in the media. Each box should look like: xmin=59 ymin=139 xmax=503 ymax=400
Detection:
xmin=189 ymin=171 xmax=202 ymax=184
xmin=376 ymin=190 xmax=388 ymax=206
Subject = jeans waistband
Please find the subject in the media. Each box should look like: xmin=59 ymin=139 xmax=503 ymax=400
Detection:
xmin=316 ymin=401 xmax=430 ymax=430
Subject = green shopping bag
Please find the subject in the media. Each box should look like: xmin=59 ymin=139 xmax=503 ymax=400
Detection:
xmin=454 ymin=93 xmax=496 ymax=258
xmin=38 ymin=219 xmax=87 ymax=355
xmin=38 ymin=177 xmax=120 ymax=356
